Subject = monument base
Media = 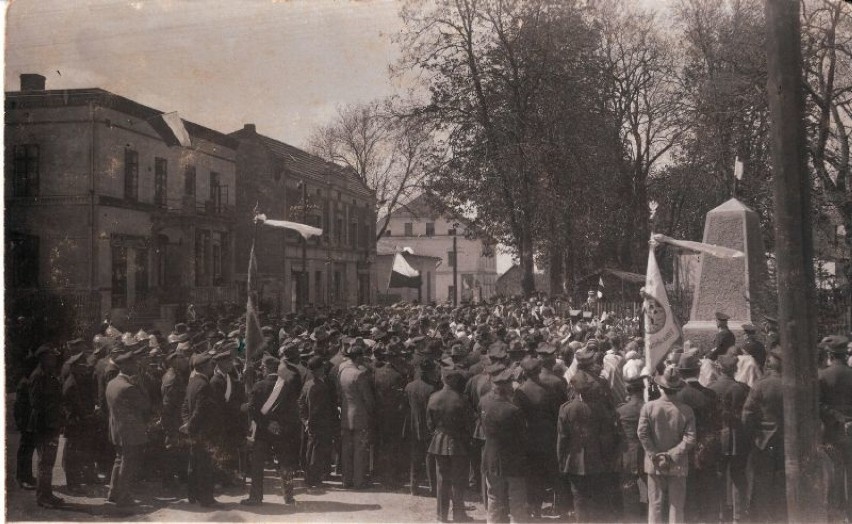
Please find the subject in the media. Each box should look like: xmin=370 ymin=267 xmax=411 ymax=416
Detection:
xmin=682 ymin=320 xmax=746 ymax=354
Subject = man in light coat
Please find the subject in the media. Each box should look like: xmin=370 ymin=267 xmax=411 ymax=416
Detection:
xmin=337 ymin=338 xmax=375 ymax=489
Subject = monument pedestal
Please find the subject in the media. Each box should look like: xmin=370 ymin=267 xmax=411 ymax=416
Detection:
xmin=682 ymin=198 xmax=768 ymax=351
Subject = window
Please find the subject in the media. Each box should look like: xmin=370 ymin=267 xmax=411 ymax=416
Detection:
xmin=154 ymin=158 xmax=167 ymax=207
xmin=404 ymin=222 xmax=413 ymax=236
xmin=6 ymin=234 xmax=39 ymax=287
xmin=425 ymin=223 xmax=435 ymax=237
xmin=336 ymin=217 xmax=343 ymax=245
xmin=11 ymin=144 xmax=39 ymax=197
xmin=315 ymin=270 xmax=323 ymax=304
xmin=448 ymin=285 xmax=455 ymax=302
xmin=363 ymin=224 xmax=370 ymax=247
xmin=195 ymin=229 xmax=210 ymax=287
xmin=349 ymin=221 xmax=358 ymax=247
xmin=447 ymin=251 xmax=456 ymax=268
xmin=124 ymin=149 xmax=139 ymax=200
xmin=209 ymin=172 xmax=220 ymax=200
xmin=184 ymin=165 xmax=196 ymax=196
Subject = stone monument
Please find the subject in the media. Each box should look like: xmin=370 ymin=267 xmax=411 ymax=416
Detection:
xmin=682 ymin=198 xmax=769 ymax=350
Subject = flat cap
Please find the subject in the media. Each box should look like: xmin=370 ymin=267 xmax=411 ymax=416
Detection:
xmin=715 ymin=311 xmax=730 ymax=321
xmin=741 ymin=323 xmax=757 ymax=333
xmin=819 ymin=335 xmax=849 ymax=353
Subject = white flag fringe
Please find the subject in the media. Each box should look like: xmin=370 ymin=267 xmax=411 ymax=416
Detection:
xmin=642 ymin=241 xmax=682 ymax=375
xmin=255 ymin=214 xmax=323 ymax=240
xmin=652 ymin=234 xmax=744 ymax=259
xmin=162 ymin=112 xmax=192 ymax=147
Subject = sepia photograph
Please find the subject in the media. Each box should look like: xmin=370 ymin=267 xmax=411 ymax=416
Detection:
xmin=3 ymin=0 xmax=852 ymax=522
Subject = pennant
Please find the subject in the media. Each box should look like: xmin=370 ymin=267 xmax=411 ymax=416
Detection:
xmin=256 ymin=214 xmax=322 ymax=240
xmin=389 ymin=252 xmax=421 ymax=289
xmin=161 ymin=112 xmax=192 ymax=148
xmin=642 ymin=242 xmax=682 ymax=375
xmin=243 ymin=241 xmax=262 ymax=390
xmin=652 ymin=234 xmax=745 ymax=259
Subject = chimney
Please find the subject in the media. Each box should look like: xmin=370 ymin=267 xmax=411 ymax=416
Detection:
xmin=20 ymin=74 xmax=46 ymax=91
xmin=243 ymin=123 xmax=256 ymax=133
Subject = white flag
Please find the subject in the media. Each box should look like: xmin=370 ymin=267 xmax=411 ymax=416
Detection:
xmin=652 ymin=234 xmax=744 ymax=259
xmin=162 ymin=112 xmax=192 ymax=147
xmin=642 ymin=243 xmax=682 ymax=375
xmin=734 ymin=156 xmax=744 ymax=180
xmin=255 ymin=214 xmax=323 ymax=240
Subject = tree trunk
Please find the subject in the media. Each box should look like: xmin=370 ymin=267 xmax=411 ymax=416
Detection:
xmin=549 ymin=248 xmax=564 ymax=296
xmin=519 ymin=234 xmax=535 ymax=297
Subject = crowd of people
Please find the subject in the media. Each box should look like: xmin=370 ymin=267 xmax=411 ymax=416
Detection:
xmin=10 ymin=297 xmax=852 ymax=523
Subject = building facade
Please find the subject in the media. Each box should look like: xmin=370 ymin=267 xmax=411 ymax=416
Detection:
xmin=230 ymin=124 xmax=377 ymax=313
xmin=377 ymin=194 xmax=497 ymax=304
xmin=5 ymin=74 xmax=237 ymax=333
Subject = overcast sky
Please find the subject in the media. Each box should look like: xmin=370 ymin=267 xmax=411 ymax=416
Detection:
xmin=5 ymin=0 xmax=406 ymax=146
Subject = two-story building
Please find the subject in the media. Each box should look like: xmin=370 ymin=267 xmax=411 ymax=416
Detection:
xmin=377 ymin=194 xmax=497 ymax=304
xmin=230 ymin=124 xmax=377 ymax=313
xmin=5 ymin=74 xmax=237 ymax=333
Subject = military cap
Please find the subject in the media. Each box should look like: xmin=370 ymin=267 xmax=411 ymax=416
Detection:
xmin=819 ymin=335 xmax=849 ymax=354
xmin=654 ymin=366 xmax=686 ymax=391
xmin=520 ymin=357 xmax=542 ymax=374
xmin=536 ymin=343 xmax=557 ymax=356
xmin=741 ymin=323 xmax=757 ymax=333
xmin=488 ymin=341 xmax=509 ymax=360
xmin=715 ymin=311 xmax=730 ymax=321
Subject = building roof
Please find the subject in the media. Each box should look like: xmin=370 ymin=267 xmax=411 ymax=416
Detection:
xmin=229 ymin=126 xmax=374 ymax=200
xmin=5 ymin=88 xmax=238 ymax=149
xmin=383 ymin=193 xmax=472 ymax=225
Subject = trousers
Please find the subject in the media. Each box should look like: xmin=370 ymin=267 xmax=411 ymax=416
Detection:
xmin=63 ymin=429 xmax=97 ymax=486
xmin=35 ymin=432 xmax=59 ymax=501
xmin=485 ymin=474 xmax=526 ymax=524
xmin=748 ymin=443 xmax=786 ymax=522
xmin=647 ymin=474 xmax=686 ymax=524
xmin=17 ymin=431 xmax=37 ymax=483
xmin=108 ymin=444 xmax=143 ymax=504
xmin=568 ymin=473 xmax=620 ymax=523
xmin=410 ymin=438 xmax=436 ymax=495
xmin=249 ymin=437 xmax=295 ymax=501
xmin=433 ymin=454 xmax=469 ymax=520
xmin=304 ymin=431 xmax=333 ymax=487
xmin=188 ymin=441 xmax=215 ymax=504
xmin=340 ymin=428 xmax=370 ymax=488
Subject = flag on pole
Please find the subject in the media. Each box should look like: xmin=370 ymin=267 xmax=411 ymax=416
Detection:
xmin=652 ymin=234 xmax=745 ymax=259
xmin=161 ymin=112 xmax=192 ymax=147
xmin=734 ymin=156 xmax=744 ymax=180
xmin=243 ymin=240 xmax=262 ymax=391
xmin=389 ymin=252 xmax=421 ymax=288
xmin=255 ymin=214 xmax=322 ymax=240
xmin=597 ymin=276 xmax=605 ymax=299
xmin=642 ymin=240 xmax=682 ymax=375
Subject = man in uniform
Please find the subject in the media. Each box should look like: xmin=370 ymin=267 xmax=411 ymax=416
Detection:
xmin=338 ymin=338 xmax=375 ymax=490
xmin=427 ymin=367 xmax=475 ymax=523
xmin=617 ymin=377 xmax=646 ymax=521
xmin=106 ymin=350 xmax=150 ymax=507
xmin=406 ymin=358 xmax=439 ymax=496
xmin=818 ymin=335 xmax=852 ymax=521
xmin=741 ymin=323 xmax=766 ymax=370
xmin=160 ymin=350 xmax=189 ymax=488
xmin=28 ymin=345 xmax=65 ymax=508
xmin=181 ymin=353 xmax=219 ymax=507
xmin=481 ymin=368 xmax=527 ymax=523
xmin=742 ymin=348 xmax=785 ymax=522
xmin=711 ymin=312 xmax=736 ymax=359
xmin=209 ymin=346 xmax=245 ymax=486
xmin=372 ymin=340 xmax=409 ymax=489
xmin=242 ymin=355 xmax=302 ymax=505
xmin=299 ymin=355 xmax=337 ymax=489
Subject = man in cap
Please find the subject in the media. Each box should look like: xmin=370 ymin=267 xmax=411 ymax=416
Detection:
xmin=711 ymin=312 xmax=736 ymax=359
xmin=299 ymin=355 xmax=338 ymax=489
xmin=515 ymin=356 xmax=564 ymax=519
xmin=27 ymin=345 xmax=65 ymax=507
xmin=707 ymin=354 xmax=750 ymax=522
xmin=481 ymin=368 xmax=527 ymax=523
xmin=638 ymin=367 xmax=697 ymax=524
xmin=742 ymin=348 xmax=786 ymax=522
xmin=337 ymin=338 xmax=375 ymax=490
xmin=106 ymin=350 xmax=151 ymax=507
xmin=61 ymin=352 xmax=98 ymax=492
xmin=676 ymin=348 xmax=721 ymax=523
xmin=180 ymin=353 xmax=219 ymax=507
xmin=557 ymin=370 xmax=621 ymax=522
xmin=817 ymin=335 xmax=852 ymax=521
xmin=372 ymin=338 xmax=409 ymax=489
xmin=427 ymin=367 xmax=475 ymax=523
xmin=617 ymin=377 xmax=647 ymax=522
xmin=741 ymin=323 xmax=766 ymax=370
xmin=406 ymin=359 xmax=440 ymax=497
xmin=160 ymin=350 xmax=189 ymax=488
xmin=537 ymin=342 xmax=568 ymax=399
xmin=209 ymin=345 xmax=244 ymax=486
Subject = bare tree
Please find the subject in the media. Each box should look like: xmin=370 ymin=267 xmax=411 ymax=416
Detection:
xmin=306 ymin=99 xmax=432 ymax=240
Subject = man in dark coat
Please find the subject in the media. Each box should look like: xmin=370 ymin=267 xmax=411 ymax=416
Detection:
xmin=242 ymin=355 xmax=302 ymax=505
xmin=28 ymin=345 xmax=65 ymax=508
xmin=106 ymin=351 xmax=150 ymax=507
xmin=372 ymin=342 xmax=409 ymax=489
xmin=707 ymin=354 xmax=751 ymax=522
xmin=160 ymin=350 xmax=189 ymax=487
xmin=742 ymin=349 xmax=786 ymax=522
xmin=616 ymin=377 xmax=646 ymax=521
xmin=209 ymin=347 xmax=245 ymax=485
xmin=676 ymin=350 xmax=721 ymax=523
xmin=299 ymin=355 xmax=338 ymax=488
xmin=427 ymin=368 xmax=475 ymax=522
xmin=557 ymin=370 xmax=621 ymax=522
xmin=481 ymin=368 xmax=527 ymax=523
xmin=61 ymin=353 xmax=98 ymax=491
xmin=514 ymin=357 xmax=562 ymax=518
xmin=180 ymin=353 xmax=219 ymax=507
xmin=93 ymin=342 xmax=121 ymax=478
xmin=711 ymin=312 xmax=736 ymax=359
xmin=741 ymin=323 xmax=767 ymax=370
xmin=406 ymin=358 xmax=439 ymax=496
xmin=817 ymin=335 xmax=852 ymax=521
xmin=14 ymin=356 xmax=38 ymax=490
xmin=465 ymin=344 xmax=507 ymax=500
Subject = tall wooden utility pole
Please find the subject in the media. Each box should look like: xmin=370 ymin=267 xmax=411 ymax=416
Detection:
xmin=764 ymin=0 xmax=825 ymax=521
